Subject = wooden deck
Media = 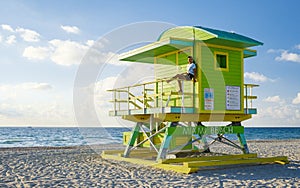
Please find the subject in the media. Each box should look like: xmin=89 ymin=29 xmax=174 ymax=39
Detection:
xmin=102 ymin=149 xmax=289 ymax=174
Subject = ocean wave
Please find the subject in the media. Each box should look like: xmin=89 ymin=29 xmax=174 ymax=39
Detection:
xmin=0 ymin=127 xmax=299 ymax=148
xmin=0 ymin=140 xmax=23 ymax=144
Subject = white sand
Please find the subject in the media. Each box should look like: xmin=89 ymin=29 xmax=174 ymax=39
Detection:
xmin=0 ymin=140 xmax=299 ymax=187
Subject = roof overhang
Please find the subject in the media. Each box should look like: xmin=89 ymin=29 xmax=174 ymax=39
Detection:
xmin=159 ymin=26 xmax=263 ymax=48
xmin=119 ymin=38 xmax=193 ymax=63
xmin=205 ymin=38 xmax=262 ymax=48
xmin=243 ymin=49 xmax=257 ymax=58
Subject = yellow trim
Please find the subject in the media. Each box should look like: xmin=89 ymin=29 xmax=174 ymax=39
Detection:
xmin=214 ymin=51 xmax=229 ymax=71
xmin=201 ymin=110 xmax=244 ymax=114
xmin=156 ymin=46 xmax=192 ymax=60
xmin=244 ymin=96 xmax=257 ymax=99
xmin=196 ymin=41 xmax=201 ymax=113
xmin=152 ymin=113 xmax=252 ymax=122
xmin=122 ymin=113 xmax=252 ymax=122
xmin=128 ymin=152 xmax=158 ymax=158
xmin=184 ymin=156 xmax=289 ymax=168
xmin=156 ymin=49 xmax=176 ymax=59
xmin=202 ymin=43 xmax=243 ymax=52
xmin=101 ymin=151 xmax=197 ymax=174
xmin=159 ymin=153 xmax=258 ymax=164
xmin=102 ymin=150 xmax=288 ymax=174
xmin=153 ymin=163 xmax=197 ymax=174
xmin=102 ymin=152 xmax=156 ymax=166
xmin=244 ymin=84 xmax=259 ymax=87
xmin=176 ymin=49 xmax=178 ymax=65
xmin=241 ymin=50 xmax=244 ymax=111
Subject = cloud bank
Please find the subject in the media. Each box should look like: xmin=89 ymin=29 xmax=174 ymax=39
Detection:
xmin=269 ymin=45 xmax=300 ymax=63
xmin=1 ymin=24 xmax=41 ymax=44
xmin=61 ymin=25 xmax=80 ymax=34
xmin=244 ymin=72 xmax=273 ymax=82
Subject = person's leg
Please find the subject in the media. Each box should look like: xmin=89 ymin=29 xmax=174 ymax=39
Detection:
xmin=166 ymin=75 xmax=177 ymax=83
xmin=177 ymin=80 xmax=183 ymax=92
xmin=166 ymin=73 xmax=186 ymax=83
xmin=177 ymin=74 xmax=191 ymax=92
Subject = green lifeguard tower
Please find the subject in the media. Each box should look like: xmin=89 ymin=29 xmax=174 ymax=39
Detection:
xmin=102 ymin=26 xmax=288 ymax=173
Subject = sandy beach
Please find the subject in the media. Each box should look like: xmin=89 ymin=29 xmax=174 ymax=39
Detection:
xmin=0 ymin=140 xmax=299 ymax=187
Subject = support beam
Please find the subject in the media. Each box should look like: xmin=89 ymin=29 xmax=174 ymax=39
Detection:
xmin=124 ymin=122 xmax=141 ymax=157
xmin=149 ymin=114 xmax=155 ymax=151
xmin=237 ymin=133 xmax=249 ymax=154
xmin=156 ymin=122 xmax=173 ymax=160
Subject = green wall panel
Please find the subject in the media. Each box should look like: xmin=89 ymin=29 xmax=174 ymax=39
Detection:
xmin=199 ymin=45 xmax=243 ymax=112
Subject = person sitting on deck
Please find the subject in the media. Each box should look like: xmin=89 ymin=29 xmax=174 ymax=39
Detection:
xmin=166 ymin=56 xmax=197 ymax=93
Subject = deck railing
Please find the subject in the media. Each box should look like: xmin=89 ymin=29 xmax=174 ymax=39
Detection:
xmin=107 ymin=81 xmax=258 ymax=116
xmin=244 ymin=84 xmax=259 ymax=114
xmin=107 ymin=79 xmax=195 ymax=116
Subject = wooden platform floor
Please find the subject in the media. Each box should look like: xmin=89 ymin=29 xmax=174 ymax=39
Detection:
xmin=101 ymin=149 xmax=289 ymax=174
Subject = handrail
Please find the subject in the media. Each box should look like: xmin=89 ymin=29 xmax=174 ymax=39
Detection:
xmin=244 ymin=84 xmax=259 ymax=114
xmin=107 ymin=80 xmax=258 ymax=115
xmin=107 ymin=79 xmax=166 ymax=91
xmin=107 ymin=78 xmax=195 ymax=113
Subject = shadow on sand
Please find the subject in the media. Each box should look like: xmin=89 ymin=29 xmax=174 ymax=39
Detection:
xmin=191 ymin=161 xmax=300 ymax=181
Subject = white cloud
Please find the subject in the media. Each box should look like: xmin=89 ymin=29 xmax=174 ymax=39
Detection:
xmin=92 ymin=77 xmax=135 ymax=127
xmin=244 ymin=72 xmax=271 ymax=82
xmin=275 ymin=50 xmax=300 ymax=63
xmin=22 ymin=38 xmax=123 ymax=67
xmin=0 ymin=35 xmax=2 ymax=42
xmin=61 ymin=25 xmax=80 ymax=34
xmin=22 ymin=39 xmax=91 ymax=66
xmin=21 ymin=82 xmax=53 ymax=90
xmin=1 ymin=25 xmax=40 ymax=42
xmin=16 ymin=27 xmax=40 ymax=42
xmin=0 ymin=82 xmax=53 ymax=104
xmin=0 ymin=102 xmax=75 ymax=125
xmin=0 ymin=82 xmax=75 ymax=125
xmin=266 ymin=105 xmax=292 ymax=119
xmin=95 ymin=77 xmax=118 ymax=91
xmin=1 ymin=24 xmax=14 ymax=32
xmin=0 ymin=25 xmax=41 ymax=43
xmin=94 ymin=77 xmax=118 ymax=106
xmin=0 ymin=105 xmax=23 ymax=118
xmin=0 ymin=82 xmax=53 ymax=91
xmin=267 ymin=49 xmax=276 ymax=53
xmin=6 ymin=35 xmax=16 ymax=44
xmin=295 ymin=109 xmax=300 ymax=119
xmin=23 ymin=46 xmax=50 ymax=60
xmin=74 ymin=77 xmax=118 ymax=112
xmin=269 ymin=46 xmax=300 ymax=64
xmin=264 ymin=95 xmax=281 ymax=103
xmin=251 ymin=92 xmax=300 ymax=125
xmin=292 ymin=93 xmax=300 ymax=104
xmin=49 ymin=39 xmax=88 ymax=66
xmin=86 ymin=40 xmax=95 ymax=47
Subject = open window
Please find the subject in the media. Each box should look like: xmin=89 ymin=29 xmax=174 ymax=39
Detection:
xmin=215 ymin=52 xmax=228 ymax=71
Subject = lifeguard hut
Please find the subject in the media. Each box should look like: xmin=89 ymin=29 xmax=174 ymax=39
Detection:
xmin=102 ymin=26 xmax=288 ymax=173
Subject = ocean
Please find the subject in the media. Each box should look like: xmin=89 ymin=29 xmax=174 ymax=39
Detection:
xmin=0 ymin=127 xmax=299 ymax=148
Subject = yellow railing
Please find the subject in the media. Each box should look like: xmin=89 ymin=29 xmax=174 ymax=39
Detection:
xmin=107 ymin=81 xmax=258 ymax=115
xmin=107 ymin=79 xmax=195 ymax=114
xmin=244 ymin=84 xmax=259 ymax=114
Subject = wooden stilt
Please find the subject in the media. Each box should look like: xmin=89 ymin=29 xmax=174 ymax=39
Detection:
xmin=124 ymin=122 xmax=141 ymax=157
xmin=156 ymin=122 xmax=173 ymax=160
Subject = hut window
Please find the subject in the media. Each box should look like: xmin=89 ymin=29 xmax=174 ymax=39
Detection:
xmin=215 ymin=52 xmax=228 ymax=71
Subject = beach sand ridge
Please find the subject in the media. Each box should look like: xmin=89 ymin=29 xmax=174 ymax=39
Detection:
xmin=0 ymin=140 xmax=299 ymax=187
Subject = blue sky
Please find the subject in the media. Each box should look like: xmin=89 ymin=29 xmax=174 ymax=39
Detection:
xmin=0 ymin=0 xmax=300 ymax=127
